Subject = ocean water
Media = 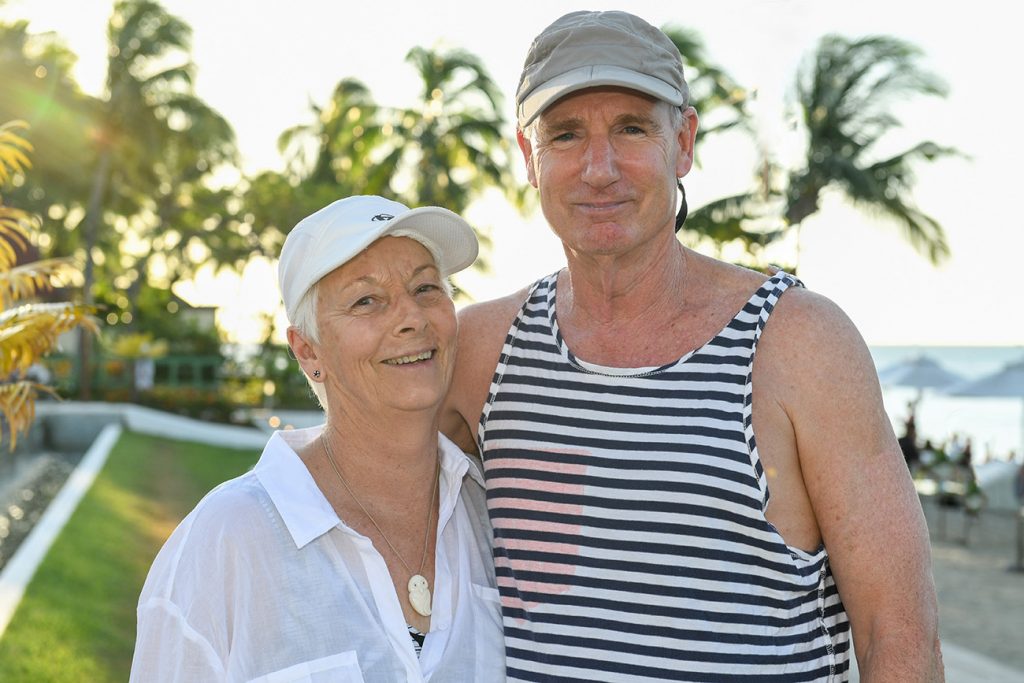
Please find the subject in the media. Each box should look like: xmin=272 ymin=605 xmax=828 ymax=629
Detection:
xmin=869 ymin=346 xmax=1024 ymax=461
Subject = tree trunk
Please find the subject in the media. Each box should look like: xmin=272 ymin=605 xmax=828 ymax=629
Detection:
xmin=78 ymin=147 xmax=112 ymax=400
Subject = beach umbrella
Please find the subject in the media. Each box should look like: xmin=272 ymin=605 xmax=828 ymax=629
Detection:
xmin=877 ymin=354 xmax=965 ymax=393
xmin=945 ymin=356 xmax=1024 ymax=455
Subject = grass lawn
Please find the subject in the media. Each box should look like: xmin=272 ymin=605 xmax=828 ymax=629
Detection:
xmin=0 ymin=431 xmax=260 ymax=682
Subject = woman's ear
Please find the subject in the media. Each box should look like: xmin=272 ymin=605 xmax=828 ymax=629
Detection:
xmin=287 ymin=326 xmax=323 ymax=382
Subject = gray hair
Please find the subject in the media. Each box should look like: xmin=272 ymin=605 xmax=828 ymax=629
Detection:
xmin=290 ymin=279 xmax=328 ymax=409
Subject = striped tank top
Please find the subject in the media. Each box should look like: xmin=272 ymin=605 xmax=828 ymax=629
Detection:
xmin=479 ymin=271 xmax=850 ymax=682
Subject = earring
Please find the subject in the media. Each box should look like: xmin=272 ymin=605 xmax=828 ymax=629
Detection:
xmin=312 ymin=369 xmax=321 ymax=379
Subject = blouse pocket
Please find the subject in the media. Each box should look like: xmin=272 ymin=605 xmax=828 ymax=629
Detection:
xmin=472 ymin=582 xmax=501 ymax=604
xmin=247 ymin=651 xmax=365 ymax=683
xmin=470 ymin=583 xmax=506 ymax=681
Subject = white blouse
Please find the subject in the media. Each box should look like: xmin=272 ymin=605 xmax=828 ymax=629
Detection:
xmin=130 ymin=426 xmax=504 ymax=682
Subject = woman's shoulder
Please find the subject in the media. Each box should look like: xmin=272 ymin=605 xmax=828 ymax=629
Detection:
xmin=144 ymin=472 xmax=273 ymax=587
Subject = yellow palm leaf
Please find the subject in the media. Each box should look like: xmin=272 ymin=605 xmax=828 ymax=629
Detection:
xmin=0 ymin=119 xmax=96 ymax=452
xmin=0 ymin=257 xmax=79 ymax=306
xmin=0 ymin=206 xmax=34 ymax=272
xmin=0 ymin=380 xmax=55 ymax=451
xmin=0 ymin=302 xmax=99 ymax=377
xmin=0 ymin=120 xmax=33 ymax=185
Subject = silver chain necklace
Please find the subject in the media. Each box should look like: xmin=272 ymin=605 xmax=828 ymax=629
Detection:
xmin=321 ymin=432 xmax=438 ymax=617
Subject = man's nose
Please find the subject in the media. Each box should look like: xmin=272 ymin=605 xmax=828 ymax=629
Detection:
xmin=580 ymin=136 xmax=619 ymax=188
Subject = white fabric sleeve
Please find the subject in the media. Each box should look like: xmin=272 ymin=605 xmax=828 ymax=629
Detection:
xmin=129 ymin=597 xmax=226 ymax=683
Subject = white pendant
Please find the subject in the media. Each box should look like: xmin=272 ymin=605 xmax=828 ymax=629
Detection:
xmin=408 ymin=574 xmax=432 ymax=617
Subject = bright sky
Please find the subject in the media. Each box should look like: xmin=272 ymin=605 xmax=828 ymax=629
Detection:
xmin=4 ymin=0 xmax=1023 ymax=347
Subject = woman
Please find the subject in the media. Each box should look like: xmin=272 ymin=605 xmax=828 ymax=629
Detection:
xmin=130 ymin=196 xmax=504 ymax=681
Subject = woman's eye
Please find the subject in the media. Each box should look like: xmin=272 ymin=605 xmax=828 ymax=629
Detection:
xmin=353 ymin=296 xmax=375 ymax=307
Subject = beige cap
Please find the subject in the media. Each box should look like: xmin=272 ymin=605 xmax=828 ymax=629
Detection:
xmin=277 ymin=195 xmax=478 ymax=322
xmin=516 ymin=10 xmax=689 ymax=129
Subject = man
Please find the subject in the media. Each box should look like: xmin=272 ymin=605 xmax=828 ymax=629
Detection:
xmin=442 ymin=10 xmax=942 ymax=682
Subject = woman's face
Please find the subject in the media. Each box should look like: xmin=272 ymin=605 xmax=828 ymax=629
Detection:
xmin=310 ymin=236 xmax=457 ymax=417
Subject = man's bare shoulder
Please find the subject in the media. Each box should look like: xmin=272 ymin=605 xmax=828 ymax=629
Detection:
xmin=757 ymin=281 xmax=880 ymax=413
xmin=444 ymin=284 xmax=535 ymax=453
xmin=686 ymin=250 xmax=786 ymax=306
xmin=458 ymin=284 xmax=533 ymax=343
xmin=765 ymin=283 xmax=865 ymax=353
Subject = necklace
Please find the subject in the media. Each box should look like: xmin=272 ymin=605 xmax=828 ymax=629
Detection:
xmin=321 ymin=432 xmax=438 ymax=617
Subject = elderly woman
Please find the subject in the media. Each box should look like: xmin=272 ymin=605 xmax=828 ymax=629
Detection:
xmin=130 ymin=196 xmax=504 ymax=681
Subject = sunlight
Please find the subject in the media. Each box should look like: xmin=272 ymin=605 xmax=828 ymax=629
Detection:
xmin=2 ymin=0 xmax=1021 ymax=347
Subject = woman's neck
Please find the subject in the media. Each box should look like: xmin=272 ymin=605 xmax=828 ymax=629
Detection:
xmin=320 ymin=407 xmax=439 ymax=493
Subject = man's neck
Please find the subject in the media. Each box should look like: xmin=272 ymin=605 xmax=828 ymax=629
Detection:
xmin=560 ymin=238 xmax=689 ymax=328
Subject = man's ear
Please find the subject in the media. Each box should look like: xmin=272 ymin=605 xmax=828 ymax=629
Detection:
xmin=676 ymin=106 xmax=699 ymax=178
xmin=517 ymin=128 xmax=539 ymax=188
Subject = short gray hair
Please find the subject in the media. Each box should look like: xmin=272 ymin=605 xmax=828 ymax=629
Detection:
xmin=290 ymin=280 xmax=327 ymax=409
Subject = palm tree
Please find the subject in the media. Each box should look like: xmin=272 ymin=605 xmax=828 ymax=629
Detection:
xmin=0 ymin=20 xmax=94 ymax=214
xmin=385 ymin=46 xmax=519 ymax=215
xmin=0 ymin=120 xmax=96 ymax=449
xmin=786 ymin=34 xmax=956 ymax=265
xmin=277 ymin=78 xmax=385 ymax=193
xmin=660 ymin=26 xmax=784 ymax=259
xmin=685 ymin=34 xmax=956 ymax=270
xmin=661 ymin=25 xmax=749 ymax=147
xmin=125 ymin=94 xmax=237 ymax=307
xmin=243 ymin=77 xmax=390 ymax=256
xmin=261 ymin=49 xmax=517 ymax=277
xmin=76 ymin=0 xmax=203 ymax=397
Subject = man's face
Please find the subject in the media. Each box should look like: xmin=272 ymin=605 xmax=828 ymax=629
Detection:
xmin=518 ymin=87 xmax=697 ymax=260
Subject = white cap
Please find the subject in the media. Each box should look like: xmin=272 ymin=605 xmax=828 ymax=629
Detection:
xmin=277 ymin=195 xmax=479 ymax=321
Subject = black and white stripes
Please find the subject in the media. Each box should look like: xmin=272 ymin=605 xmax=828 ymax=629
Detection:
xmin=479 ymin=271 xmax=850 ymax=682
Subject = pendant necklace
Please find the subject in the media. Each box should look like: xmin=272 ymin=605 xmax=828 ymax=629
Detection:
xmin=321 ymin=432 xmax=438 ymax=617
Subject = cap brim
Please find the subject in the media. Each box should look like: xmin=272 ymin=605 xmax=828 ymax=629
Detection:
xmin=384 ymin=206 xmax=479 ymax=277
xmin=518 ymin=65 xmax=684 ymax=128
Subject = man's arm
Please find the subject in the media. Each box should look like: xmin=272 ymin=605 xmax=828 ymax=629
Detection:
xmin=441 ymin=290 xmax=530 ymax=454
xmin=763 ymin=289 xmax=943 ymax=681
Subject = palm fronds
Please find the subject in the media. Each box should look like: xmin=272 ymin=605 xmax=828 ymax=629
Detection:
xmin=1 ymin=120 xmax=97 ymax=450
xmin=787 ymin=34 xmax=955 ymax=265
xmin=0 ymin=380 xmax=56 ymax=450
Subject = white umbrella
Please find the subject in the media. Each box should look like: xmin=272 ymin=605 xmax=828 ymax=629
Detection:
xmin=945 ymin=356 xmax=1024 ymax=455
xmin=876 ymin=355 xmax=962 ymax=464
xmin=877 ymin=354 xmax=965 ymax=392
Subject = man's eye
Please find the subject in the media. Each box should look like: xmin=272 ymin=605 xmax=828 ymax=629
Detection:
xmin=552 ymin=131 xmax=576 ymax=143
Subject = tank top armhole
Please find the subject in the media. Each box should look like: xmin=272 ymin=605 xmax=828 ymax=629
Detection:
xmin=743 ymin=272 xmax=804 ymax=510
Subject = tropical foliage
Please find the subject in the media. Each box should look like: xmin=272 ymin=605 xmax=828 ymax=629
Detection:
xmin=786 ymin=34 xmax=956 ymax=263
xmin=662 ymin=25 xmax=750 ymax=146
xmin=0 ymin=2 xmax=958 ymax=399
xmin=0 ymin=120 xmax=96 ymax=449
xmin=252 ymin=47 xmax=519 ymax=273
xmin=684 ymin=34 xmax=956 ymax=268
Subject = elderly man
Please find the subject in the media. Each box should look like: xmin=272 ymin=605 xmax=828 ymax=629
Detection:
xmin=442 ymin=10 xmax=942 ymax=682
